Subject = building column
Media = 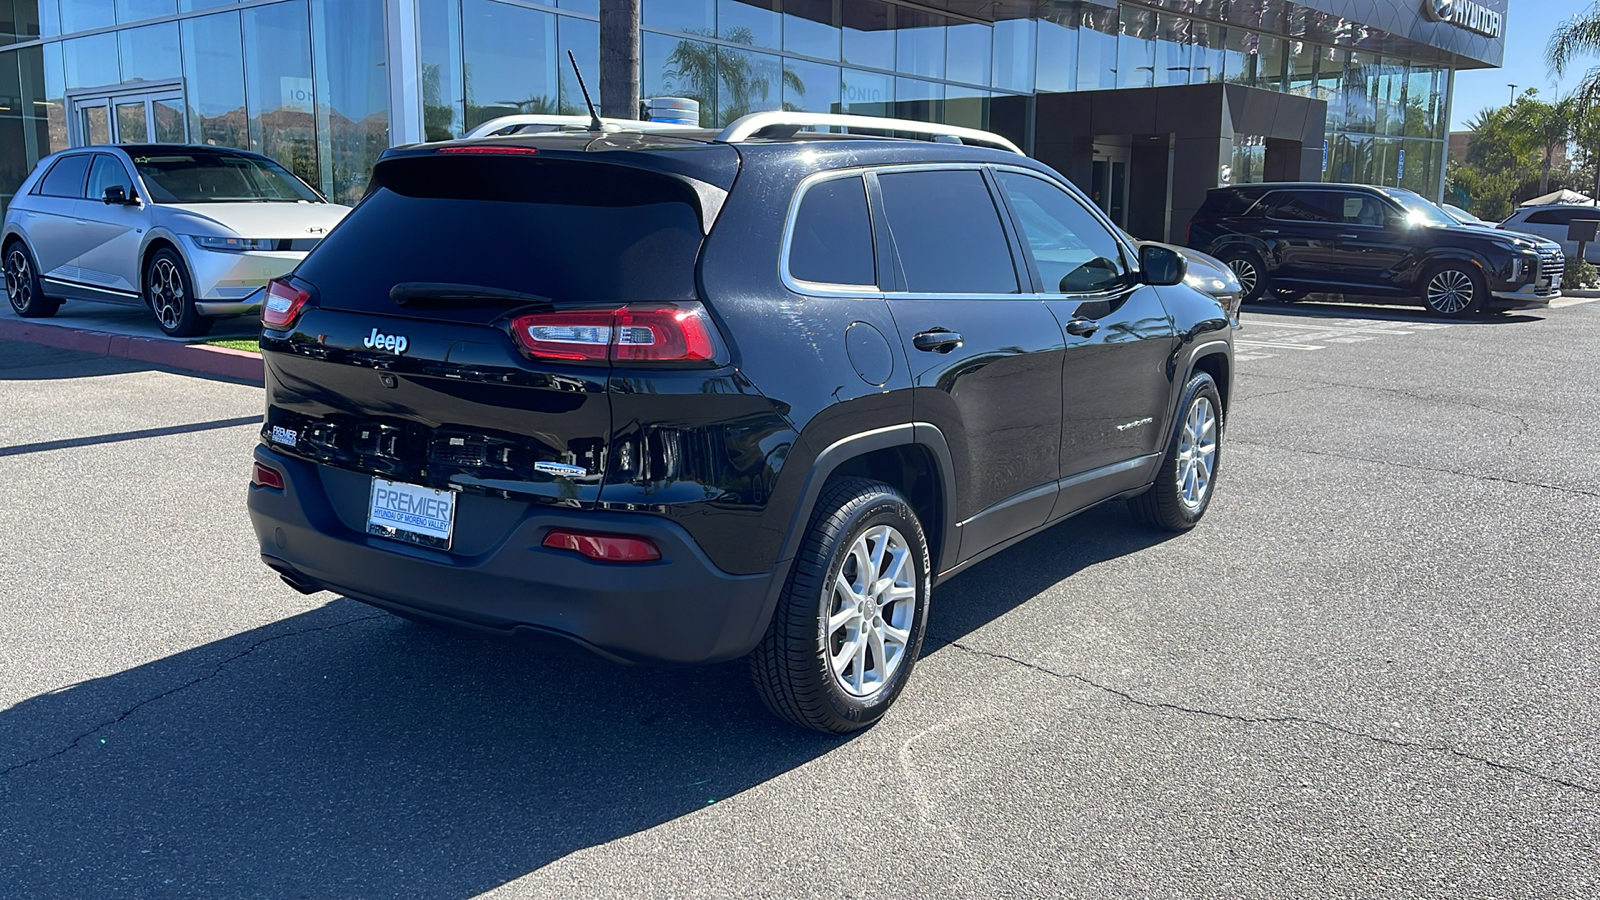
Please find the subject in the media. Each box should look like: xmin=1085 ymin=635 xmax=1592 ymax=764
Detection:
xmin=387 ymin=0 xmax=425 ymax=146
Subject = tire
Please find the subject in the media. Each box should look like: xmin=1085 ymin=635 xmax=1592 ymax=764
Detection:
xmin=1218 ymin=250 xmax=1268 ymax=303
xmin=1419 ymin=262 xmax=1486 ymax=318
xmin=145 ymin=248 xmax=213 ymax=338
xmin=4 ymin=241 xmax=61 ymax=318
xmin=749 ymin=477 xmax=931 ymax=734
xmin=1128 ymin=372 xmax=1223 ymax=531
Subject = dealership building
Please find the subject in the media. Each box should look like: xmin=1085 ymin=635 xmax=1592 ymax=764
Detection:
xmin=1 ymin=0 xmax=1505 ymax=241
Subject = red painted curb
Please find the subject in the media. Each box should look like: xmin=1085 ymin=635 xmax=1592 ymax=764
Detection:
xmin=0 ymin=317 xmax=264 ymax=384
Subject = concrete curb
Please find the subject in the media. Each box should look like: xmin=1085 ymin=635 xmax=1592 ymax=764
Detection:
xmin=0 ymin=317 xmax=263 ymax=384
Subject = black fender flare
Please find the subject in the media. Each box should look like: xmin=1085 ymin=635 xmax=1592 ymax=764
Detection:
xmin=728 ymin=422 xmax=959 ymax=656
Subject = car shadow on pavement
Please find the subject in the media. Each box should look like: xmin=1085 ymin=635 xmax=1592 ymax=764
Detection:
xmin=0 ymin=504 xmax=1167 ymax=898
xmin=1244 ymin=296 xmax=1544 ymax=325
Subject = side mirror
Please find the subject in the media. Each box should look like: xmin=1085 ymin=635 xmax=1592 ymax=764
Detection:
xmin=102 ymin=185 xmax=131 ymax=205
xmin=1139 ymin=244 xmax=1187 ymax=286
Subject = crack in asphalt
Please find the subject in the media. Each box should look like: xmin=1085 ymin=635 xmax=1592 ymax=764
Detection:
xmin=1231 ymin=439 xmax=1600 ymax=501
xmin=0 ymin=612 xmax=388 ymax=781
xmin=938 ymin=639 xmax=1600 ymax=797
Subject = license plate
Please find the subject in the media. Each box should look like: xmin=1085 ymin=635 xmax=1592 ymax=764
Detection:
xmin=367 ymin=478 xmax=456 ymax=549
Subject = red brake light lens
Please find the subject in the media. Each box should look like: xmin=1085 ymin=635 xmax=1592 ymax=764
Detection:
xmin=542 ymin=529 xmax=661 ymax=562
xmin=262 ymin=278 xmax=310 ymax=330
xmin=508 ymin=303 xmax=720 ymax=364
xmin=251 ymin=461 xmax=285 ymax=490
xmin=436 ymin=146 xmax=539 ymax=155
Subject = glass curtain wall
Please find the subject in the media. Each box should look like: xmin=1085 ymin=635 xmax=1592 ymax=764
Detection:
xmin=0 ymin=0 xmax=388 ymax=213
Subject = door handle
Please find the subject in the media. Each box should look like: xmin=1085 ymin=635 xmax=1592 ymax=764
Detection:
xmin=1065 ymin=318 xmax=1100 ymax=337
xmin=1337 ymin=233 xmax=1360 ymax=239
xmin=912 ymin=330 xmax=962 ymax=353
xmin=1259 ymin=228 xmax=1279 ymax=234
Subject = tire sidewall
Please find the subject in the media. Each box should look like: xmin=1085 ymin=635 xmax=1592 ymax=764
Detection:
xmin=1160 ymin=374 xmax=1223 ymax=528
xmin=1420 ymin=262 xmax=1486 ymax=318
xmin=810 ymin=492 xmax=931 ymax=728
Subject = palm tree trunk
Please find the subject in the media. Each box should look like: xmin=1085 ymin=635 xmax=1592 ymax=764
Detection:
xmin=599 ymin=0 xmax=640 ymax=120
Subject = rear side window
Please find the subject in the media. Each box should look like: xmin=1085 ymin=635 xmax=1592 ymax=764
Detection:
xmin=1263 ymin=191 xmax=1339 ymax=224
xmin=38 ymin=155 xmax=91 ymax=198
xmin=296 ymin=155 xmax=705 ymax=320
xmin=788 ymin=175 xmax=876 ymax=287
xmin=878 ymin=169 xmax=1018 ymax=294
xmin=1197 ymin=189 xmax=1261 ymax=219
xmin=1525 ymin=209 xmax=1575 ymax=225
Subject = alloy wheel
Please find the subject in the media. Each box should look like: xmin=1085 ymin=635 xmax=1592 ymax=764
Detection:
xmin=825 ymin=524 xmax=916 ymax=699
xmin=1226 ymin=258 xmax=1258 ymax=297
xmin=5 ymin=248 xmax=31 ymax=312
xmin=1426 ymin=268 xmax=1475 ymax=314
xmin=1175 ymin=396 xmax=1217 ymax=512
xmin=150 ymin=258 xmax=185 ymax=330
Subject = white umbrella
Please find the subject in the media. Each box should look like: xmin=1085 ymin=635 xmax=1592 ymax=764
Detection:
xmin=1519 ymin=189 xmax=1596 ymax=207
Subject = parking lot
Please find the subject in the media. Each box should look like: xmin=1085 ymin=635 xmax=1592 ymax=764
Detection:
xmin=2 ymin=297 xmax=1597 ymax=898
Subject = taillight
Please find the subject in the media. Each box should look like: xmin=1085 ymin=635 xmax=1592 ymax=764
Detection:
xmin=542 ymin=529 xmax=661 ymax=562
xmin=251 ymin=461 xmax=285 ymax=490
xmin=262 ymin=278 xmax=310 ymax=330
xmin=508 ymin=303 xmax=720 ymax=364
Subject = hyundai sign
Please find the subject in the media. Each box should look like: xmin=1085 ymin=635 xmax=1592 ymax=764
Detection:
xmin=1423 ymin=0 xmax=1503 ymax=39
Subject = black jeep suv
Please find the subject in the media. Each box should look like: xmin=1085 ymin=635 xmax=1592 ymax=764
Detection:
xmin=246 ymin=113 xmax=1234 ymax=733
xmin=1186 ymin=183 xmax=1563 ymax=317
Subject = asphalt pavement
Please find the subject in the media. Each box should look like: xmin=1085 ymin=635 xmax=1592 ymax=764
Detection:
xmin=1 ymin=296 xmax=1597 ymax=898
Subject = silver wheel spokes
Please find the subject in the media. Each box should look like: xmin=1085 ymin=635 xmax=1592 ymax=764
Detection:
xmin=1227 ymin=259 xmax=1258 ymax=296
xmin=826 ymin=524 xmax=915 ymax=699
xmin=1176 ymin=397 xmax=1217 ymax=511
xmin=1427 ymin=269 xmax=1474 ymax=314
xmin=150 ymin=259 xmax=184 ymax=329
xmin=6 ymin=250 xmax=30 ymax=310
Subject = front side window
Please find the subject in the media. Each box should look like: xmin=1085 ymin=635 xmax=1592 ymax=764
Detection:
xmin=996 ymin=170 xmax=1128 ymax=294
xmin=130 ymin=151 xmax=323 ymax=204
xmin=86 ymin=155 xmax=134 ymax=201
xmin=1336 ymin=192 xmax=1391 ymax=226
xmin=1263 ymin=191 xmax=1340 ymax=224
xmin=788 ymin=175 xmax=876 ymax=287
xmin=877 ymin=169 xmax=1018 ymax=294
xmin=38 ymin=155 xmax=91 ymax=199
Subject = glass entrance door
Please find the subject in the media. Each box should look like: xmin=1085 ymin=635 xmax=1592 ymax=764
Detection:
xmin=71 ymin=90 xmax=187 ymax=146
xmin=1090 ymin=142 xmax=1130 ymax=229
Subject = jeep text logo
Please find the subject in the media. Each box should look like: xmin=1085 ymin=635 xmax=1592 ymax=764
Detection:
xmin=362 ymin=328 xmax=409 ymax=354
xmin=1424 ymin=0 xmax=1502 ymax=39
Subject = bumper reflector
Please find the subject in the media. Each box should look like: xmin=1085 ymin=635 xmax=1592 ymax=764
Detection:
xmin=252 ymin=461 xmax=285 ymax=490
xmin=542 ymin=529 xmax=661 ymax=562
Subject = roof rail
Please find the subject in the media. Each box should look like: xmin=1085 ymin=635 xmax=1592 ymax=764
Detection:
xmin=462 ymin=115 xmax=700 ymax=140
xmin=714 ymin=112 xmax=1024 ymax=155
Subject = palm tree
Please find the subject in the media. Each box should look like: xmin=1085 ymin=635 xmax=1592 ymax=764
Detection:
xmin=1508 ymin=91 xmax=1576 ymax=195
xmin=1550 ymin=5 xmax=1600 ymax=102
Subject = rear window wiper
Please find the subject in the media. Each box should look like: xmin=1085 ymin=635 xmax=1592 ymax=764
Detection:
xmin=389 ymin=282 xmax=552 ymax=307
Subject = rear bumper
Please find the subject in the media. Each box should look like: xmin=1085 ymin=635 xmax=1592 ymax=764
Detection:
xmin=247 ymin=446 xmax=777 ymax=664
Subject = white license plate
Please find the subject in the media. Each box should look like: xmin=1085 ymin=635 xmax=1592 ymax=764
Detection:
xmin=367 ymin=478 xmax=456 ymax=548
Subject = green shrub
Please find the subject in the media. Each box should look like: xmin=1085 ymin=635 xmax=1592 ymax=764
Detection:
xmin=1564 ymin=256 xmax=1598 ymax=290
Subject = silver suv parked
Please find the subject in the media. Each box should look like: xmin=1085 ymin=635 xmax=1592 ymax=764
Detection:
xmin=3 ymin=145 xmax=349 ymax=337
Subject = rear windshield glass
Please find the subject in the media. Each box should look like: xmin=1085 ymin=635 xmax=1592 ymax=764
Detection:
xmin=295 ymin=155 xmax=704 ymax=318
xmin=132 ymin=152 xmax=323 ymax=203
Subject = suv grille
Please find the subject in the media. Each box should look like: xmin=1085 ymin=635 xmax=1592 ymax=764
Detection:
xmin=1537 ymin=246 xmax=1564 ymax=297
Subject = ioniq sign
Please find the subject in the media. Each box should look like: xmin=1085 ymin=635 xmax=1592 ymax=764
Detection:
xmin=1424 ymin=0 xmax=1503 ymax=39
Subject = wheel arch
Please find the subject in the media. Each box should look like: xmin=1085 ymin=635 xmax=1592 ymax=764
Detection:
xmin=1188 ymin=347 xmax=1231 ymax=418
xmin=741 ymin=424 xmax=958 ymax=654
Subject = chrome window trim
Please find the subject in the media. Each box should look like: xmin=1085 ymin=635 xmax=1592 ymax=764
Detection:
xmin=780 ymin=168 xmax=885 ymax=298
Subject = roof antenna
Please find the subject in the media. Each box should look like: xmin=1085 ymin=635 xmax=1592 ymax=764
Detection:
xmin=567 ymin=50 xmax=604 ymax=132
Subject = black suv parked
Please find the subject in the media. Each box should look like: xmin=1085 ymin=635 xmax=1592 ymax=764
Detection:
xmin=246 ymin=114 xmax=1234 ymax=732
xmin=1187 ymin=183 xmax=1563 ymax=317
